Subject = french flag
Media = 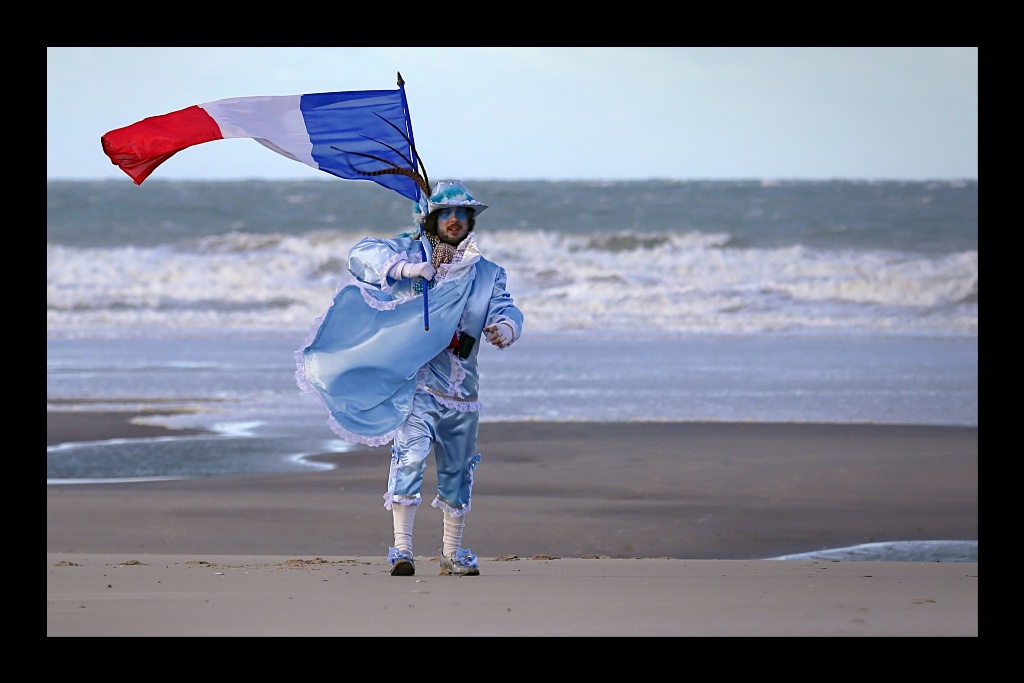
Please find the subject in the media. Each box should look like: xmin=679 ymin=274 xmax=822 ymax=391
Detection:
xmin=101 ymin=86 xmax=422 ymax=201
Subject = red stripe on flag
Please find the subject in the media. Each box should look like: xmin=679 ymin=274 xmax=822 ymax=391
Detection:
xmin=100 ymin=105 xmax=225 ymax=185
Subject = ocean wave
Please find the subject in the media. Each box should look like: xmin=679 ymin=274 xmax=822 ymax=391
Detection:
xmin=47 ymin=231 xmax=978 ymax=336
xmin=767 ymin=540 xmax=978 ymax=563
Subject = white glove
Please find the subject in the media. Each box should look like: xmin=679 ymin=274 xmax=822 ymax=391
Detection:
xmin=390 ymin=261 xmax=436 ymax=281
xmin=484 ymin=322 xmax=515 ymax=348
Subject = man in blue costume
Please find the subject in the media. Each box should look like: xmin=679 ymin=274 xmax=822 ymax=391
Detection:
xmin=297 ymin=180 xmax=524 ymax=577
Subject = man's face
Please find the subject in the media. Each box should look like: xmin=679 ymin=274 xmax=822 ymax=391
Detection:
xmin=435 ymin=208 xmax=472 ymax=246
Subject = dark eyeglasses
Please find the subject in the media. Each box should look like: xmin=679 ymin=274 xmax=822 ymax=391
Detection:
xmin=437 ymin=207 xmax=471 ymax=220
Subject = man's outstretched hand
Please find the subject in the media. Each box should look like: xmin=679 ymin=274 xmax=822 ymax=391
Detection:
xmin=484 ymin=323 xmax=514 ymax=348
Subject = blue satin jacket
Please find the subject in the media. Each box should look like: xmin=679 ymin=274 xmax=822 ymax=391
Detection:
xmin=296 ymin=232 xmax=524 ymax=447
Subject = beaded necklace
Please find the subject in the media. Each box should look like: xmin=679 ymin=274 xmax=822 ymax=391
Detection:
xmin=427 ymin=233 xmax=461 ymax=269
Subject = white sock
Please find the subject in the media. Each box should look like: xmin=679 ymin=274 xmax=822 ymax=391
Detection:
xmin=442 ymin=511 xmax=466 ymax=558
xmin=393 ymin=503 xmax=418 ymax=555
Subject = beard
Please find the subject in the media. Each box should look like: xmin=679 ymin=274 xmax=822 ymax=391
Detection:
xmin=436 ymin=227 xmax=468 ymax=246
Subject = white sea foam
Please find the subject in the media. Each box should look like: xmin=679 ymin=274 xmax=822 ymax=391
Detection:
xmin=768 ymin=540 xmax=978 ymax=563
xmin=46 ymin=230 xmax=978 ymax=337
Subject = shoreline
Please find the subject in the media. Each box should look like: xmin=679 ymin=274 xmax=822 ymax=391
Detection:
xmin=46 ymin=408 xmax=210 ymax=446
xmin=46 ymin=410 xmax=978 ymax=636
xmin=47 ymin=410 xmax=978 ymax=561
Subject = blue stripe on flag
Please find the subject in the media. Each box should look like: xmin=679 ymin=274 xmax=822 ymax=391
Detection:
xmin=301 ymin=90 xmax=420 ymax=202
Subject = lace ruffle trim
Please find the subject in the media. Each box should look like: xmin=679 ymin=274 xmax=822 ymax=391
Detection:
xmin=445 ymin=350 xmax=469 ymax=396
xmin=428 ymin=453 xmax=480 ymax=517
xmin=431 ymin=496 xmax=470 ymax=517
xmin=326 ymin=414 xmax=397 ymax=448
xmin=294 ymin=309 xmax=399 ymax=447
xmin=381 ymin=253 xmax=406 ymax=290
xmin=420 ymin=384 xmax=482 ymax=412
xmin=384 ymin=492 xmax=422 ymax=511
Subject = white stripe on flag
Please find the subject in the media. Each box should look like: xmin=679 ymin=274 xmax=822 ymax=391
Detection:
xmin=200 ymin=95 xmax=315 ymax=168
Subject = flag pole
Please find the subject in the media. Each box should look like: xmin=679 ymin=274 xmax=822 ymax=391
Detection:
xmin=398 ymin=72 xmax=430 ymax=331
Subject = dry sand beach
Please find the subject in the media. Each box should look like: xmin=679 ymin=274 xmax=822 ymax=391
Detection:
xmin=47 ymin=412 xmax=978 ymax=636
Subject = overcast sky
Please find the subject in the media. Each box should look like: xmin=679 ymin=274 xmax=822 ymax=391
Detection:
xmin=48 ymin=47 xmax=978 ymax=183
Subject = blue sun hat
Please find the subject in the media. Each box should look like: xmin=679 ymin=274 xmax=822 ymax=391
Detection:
xmin=413 ymin=179 xmax=488 ymax=224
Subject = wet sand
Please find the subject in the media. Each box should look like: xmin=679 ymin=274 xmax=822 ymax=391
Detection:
xmin=47 ymin=413 xmax=978 ymax=636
